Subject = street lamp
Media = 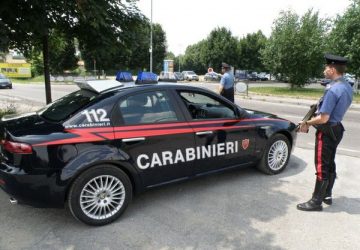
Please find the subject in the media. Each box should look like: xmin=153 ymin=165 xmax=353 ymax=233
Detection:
xmin=149 ymin=0 xmax=153 ymax=73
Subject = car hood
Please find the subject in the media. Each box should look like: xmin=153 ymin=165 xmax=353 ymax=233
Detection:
xmin=245 ymin=109 xmax=281 ymax=119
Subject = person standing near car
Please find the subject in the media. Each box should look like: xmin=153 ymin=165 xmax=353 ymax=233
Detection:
xmin=297 ymin=54 xmax=353 ymax=211
xmin=219 ymin=62 xmax=235 ymax=102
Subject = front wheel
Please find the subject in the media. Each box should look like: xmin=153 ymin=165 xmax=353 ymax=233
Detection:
xmin=257 ymin=134 xmax=291 ymax=175
xmin=68 ymin=165 xmax=132 ymax=226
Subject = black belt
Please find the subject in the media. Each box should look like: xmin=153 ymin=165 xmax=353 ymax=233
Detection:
xmin=329 ymin=122 xmax=342 ymax=127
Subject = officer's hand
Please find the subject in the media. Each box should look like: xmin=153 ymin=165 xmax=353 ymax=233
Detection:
xmin=297 ymin=121 xmax=309 ymax=133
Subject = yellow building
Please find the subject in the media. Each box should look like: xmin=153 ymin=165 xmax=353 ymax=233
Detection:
xmin=0 ymin=51 xmax=31 ymax=78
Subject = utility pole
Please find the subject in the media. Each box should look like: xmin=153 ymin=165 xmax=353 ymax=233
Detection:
xmin=93 ymin=58 xmax=96 ymax=77
xmin=150 ymin=0 xmax=153 ymax=72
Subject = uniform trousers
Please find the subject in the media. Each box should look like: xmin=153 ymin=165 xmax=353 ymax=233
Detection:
xmin=221 ymin=87 xmax=234 ymax=103
xmin=314 ymin=123 xmax=344 ymax=181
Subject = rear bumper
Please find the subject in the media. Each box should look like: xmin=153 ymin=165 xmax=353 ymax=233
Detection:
xmin=0 ymin=163 xmax=65 ymax=208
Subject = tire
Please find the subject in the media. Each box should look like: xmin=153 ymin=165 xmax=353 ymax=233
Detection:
xmin=257 ymin=134 xmax=291 ymax=175
xmin=68 ymin=165 xmax=132 ymax=226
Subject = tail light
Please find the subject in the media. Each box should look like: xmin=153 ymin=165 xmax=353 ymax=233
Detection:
xmin=2 ymin=140 xmax=33 ymax=154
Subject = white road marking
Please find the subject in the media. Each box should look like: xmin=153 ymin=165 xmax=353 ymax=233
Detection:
xmin=307 ymin=143 xmax=360 ymax=153
xmin=281 ymin=114 xmax=302 ymax=119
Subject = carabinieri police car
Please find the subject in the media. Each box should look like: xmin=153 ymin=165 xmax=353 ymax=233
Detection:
xmin=0 ymin=72 xmax=297 ymax=226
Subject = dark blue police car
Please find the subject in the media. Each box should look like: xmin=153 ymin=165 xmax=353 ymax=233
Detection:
xmin=0 ymin=72 xmax=297 ymax=226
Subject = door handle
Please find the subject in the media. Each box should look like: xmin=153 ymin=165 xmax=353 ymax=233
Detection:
xmin=122 ymin=137 xmax=146 ymax=143
xmin=196 ymin=131 xmax=213 ymax=136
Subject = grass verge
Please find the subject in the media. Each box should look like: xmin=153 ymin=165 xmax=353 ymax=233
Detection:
xmin=249 ymin=87 xmax=360 ymax=102
xmin=10 ymin=75 xmax=44 ymax=84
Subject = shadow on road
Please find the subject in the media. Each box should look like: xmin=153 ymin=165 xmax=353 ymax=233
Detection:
xmin=0 ymin=155 xmax=307 ymax=250
xmin=325 ymin=197 xmax=360 ymax=215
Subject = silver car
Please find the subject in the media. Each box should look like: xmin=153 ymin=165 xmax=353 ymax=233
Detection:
xmin=182 ymin=71 xmax=199 ymax=81
xmin=0 ymin=74 xmax=12 ymax=89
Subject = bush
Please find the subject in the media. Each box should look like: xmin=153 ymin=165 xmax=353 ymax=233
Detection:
xmin=0 ymin=104 xmax=16 ymax=119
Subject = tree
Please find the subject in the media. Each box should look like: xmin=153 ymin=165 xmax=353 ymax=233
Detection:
xmin=182 ymin=40 xmax=207 ymax=73
xmin=150 ymin=24 xmax=167 ymax=73
xmin=48 ymin=30 xmax=78 ymax=74
xmin=327 ymin=0 xmax=360 ymax=78
xmin=262 ymin=10 xmax=328 ymax=87
xmin=0 ymin=0 xmax=142 ymax=103
xmin=86 ymin=19 xmax=167 ymax=75
xmin=238 ymin=31 xmax=267 ymax=72
xmin=202 ymin=27 xmax=239 ymax=72
xmin=181 ymin=27 xmax=239 ymax=73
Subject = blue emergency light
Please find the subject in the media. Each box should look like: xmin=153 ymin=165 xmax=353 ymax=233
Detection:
xmin=135 ymin=72 xmax=158 ymax=84
xmin=115 ymin=71 xmax=133 ymax=82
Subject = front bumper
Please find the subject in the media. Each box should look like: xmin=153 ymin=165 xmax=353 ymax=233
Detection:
xmin=0 ymin=163 xmax=66 ymax=208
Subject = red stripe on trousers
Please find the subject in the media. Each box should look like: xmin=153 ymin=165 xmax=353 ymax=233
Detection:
xmin=316 ymin=131 xmax=323 ymax=180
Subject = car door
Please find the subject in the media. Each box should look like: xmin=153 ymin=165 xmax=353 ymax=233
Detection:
xmin=174 ymin=89 xmax=257 ymax=175
xmin=112 ymin=89 xmax=196 ymax=188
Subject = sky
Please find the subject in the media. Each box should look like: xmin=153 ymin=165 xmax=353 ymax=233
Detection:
xmin=137 ymin=0 xmax=351 ymax=55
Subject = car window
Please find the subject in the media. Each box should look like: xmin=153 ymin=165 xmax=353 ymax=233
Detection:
xmin=119 ymin=91 xmax=178 ymax=125
xmin=178 ymin=91 xmax=236 ymax=120
xmin=38 ymin=89 xmax=99 ymax=122
xmin=63 ymin=96 xmax=115 ymax=129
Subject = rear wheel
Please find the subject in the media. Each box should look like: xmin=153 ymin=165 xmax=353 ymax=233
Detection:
xmin=68 ymin=165 xmax=132 ymax=226
xmin=257 ymin=134 xmax=291 ymax=175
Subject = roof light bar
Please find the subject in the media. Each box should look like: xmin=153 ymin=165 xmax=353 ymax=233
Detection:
xmin=135 ymin=72 xmax=158 ymax=84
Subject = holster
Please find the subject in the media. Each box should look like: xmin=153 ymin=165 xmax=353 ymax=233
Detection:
xmin=315 ymin=124 xmax=337 ymax=141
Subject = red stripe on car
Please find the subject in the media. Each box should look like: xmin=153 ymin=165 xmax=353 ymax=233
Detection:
xmin=33 ymin=117 xmax=280 ymax=146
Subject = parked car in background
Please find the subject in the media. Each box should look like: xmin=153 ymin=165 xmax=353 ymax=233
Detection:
xmin=320 ymin=79 xmax=331 ymax=86
xmin=182 ymin=71 xmax=199 ymax=81
xmin=265 ymin=74 xmax=276 ymax=81
xmin=159 ymin=71 xmax=177 ymax=82
xmin=257 ymin=72 xmax=269 ymax=81
xmin=0 ymin=74 xmax=12 ymax=89
xmin=174 ymin=72 xmax=184 ymax=81
xmin=344 ymin=73 xmax=355 ymax=87
xmin=247 ymin=72 xmax=259 ymax=81
xmin=235 ymin=70 xmax=248 ymax=81
xmin=320 ymin=76 xmax=355 ymax=87
xmin=204 ymin=72 xmax=221 ymax=82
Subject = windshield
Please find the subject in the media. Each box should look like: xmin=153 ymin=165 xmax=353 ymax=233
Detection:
xmin=0 ymin=74 xmax=6 ymax=79
xmin=38 ymin=89 xmax=98 ymax=122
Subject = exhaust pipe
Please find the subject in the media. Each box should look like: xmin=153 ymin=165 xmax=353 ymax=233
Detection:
xmin=9 ymin=197 xmax=18 ymax=205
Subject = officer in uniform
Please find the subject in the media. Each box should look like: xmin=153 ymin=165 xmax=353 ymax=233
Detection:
xmin=219 ymin=62 xmax=235 ymax=102
xmin=297 ymin=54 xmax=353 ymax=211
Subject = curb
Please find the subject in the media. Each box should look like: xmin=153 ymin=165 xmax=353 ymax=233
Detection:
xmin=238 ymin=94 xmax=360 ymax=112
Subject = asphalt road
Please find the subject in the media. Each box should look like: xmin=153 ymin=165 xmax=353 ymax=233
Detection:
xmin=0 ymin=147 xmax=359 ymax=250
xmin=0 ymin=82 xmax=359 ymax=249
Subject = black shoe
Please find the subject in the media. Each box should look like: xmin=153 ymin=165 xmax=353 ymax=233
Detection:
xmin=323 ymin=196 xmax=332 ymax=205
xmin=297 ymin=199 xmax=323 ymax=211
xmin=297 ymin=179 xmax=328 ymax=211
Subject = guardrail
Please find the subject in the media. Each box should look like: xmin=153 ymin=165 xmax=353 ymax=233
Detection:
xmin=50 ymin=75 xmax=101 ymax=82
